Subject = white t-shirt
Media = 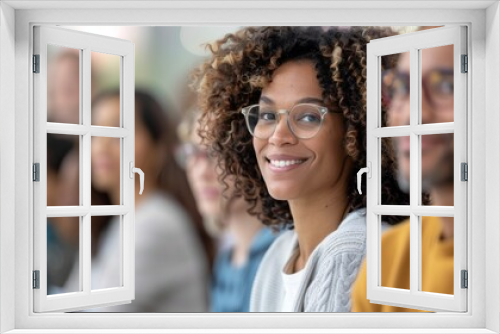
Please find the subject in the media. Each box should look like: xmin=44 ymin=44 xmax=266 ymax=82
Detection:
xmin=250 ymin=209 xmax=369 ymax=312
xmin=280 ymin=248 xmax=306 ymax=312
xmin=281 ymin=268 xmax=306 ymax=312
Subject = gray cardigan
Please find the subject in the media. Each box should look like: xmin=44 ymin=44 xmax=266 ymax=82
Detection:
xmin=250 ymin=209 xmax=367 ymax=312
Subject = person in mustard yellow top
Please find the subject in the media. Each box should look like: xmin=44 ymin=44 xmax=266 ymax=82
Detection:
xmin=351 ymin=27 xmax=455 ymax=312
xmin=352 ymin=216 xmax=454 ymax=312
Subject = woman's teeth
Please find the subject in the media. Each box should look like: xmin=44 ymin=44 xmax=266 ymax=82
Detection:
xmin=269 ymin=159 xmax=304 ymax=168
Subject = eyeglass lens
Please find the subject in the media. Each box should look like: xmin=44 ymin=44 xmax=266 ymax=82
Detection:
xmin=245 ymin=104 xmax=324 ymax=139
xmin=382 ymin=47 xmax=454 ymax=125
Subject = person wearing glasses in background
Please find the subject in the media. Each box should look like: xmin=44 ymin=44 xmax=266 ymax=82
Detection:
xmin=176 ymin=100 xmax=277 ymax=312
xmin=192 ymin=26 xmax=409 ymax=312
xmin=351 ymin=27 xmax=455 ymax=312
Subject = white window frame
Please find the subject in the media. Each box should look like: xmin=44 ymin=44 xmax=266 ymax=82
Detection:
xmin=0 ymin=1 xmax=499 ymax=333
xmin=33 ymin=26 xmax=136 ymax=312
xmin=366 ymin=26 xmax=468 ymax=312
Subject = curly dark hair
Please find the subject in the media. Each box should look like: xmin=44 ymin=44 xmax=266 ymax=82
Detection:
xmin=192 ymin=26 xmax=410 ymax=229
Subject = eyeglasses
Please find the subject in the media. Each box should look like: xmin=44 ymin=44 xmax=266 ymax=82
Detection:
xmin=382 ymin=68 xmax=454 ymax=108
xmin=174 ymin=143 xmax=217 ymax=169
xmin=241 ymin=103 xmax=331 ymax=140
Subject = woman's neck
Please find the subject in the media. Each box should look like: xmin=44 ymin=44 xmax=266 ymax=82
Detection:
xmin=289 ymin=191 xmax=349 ymax=272
xmin=288 ymin=157 xmax=352 ymax=273
xmin=225 ymin=209 xmax=263 ymax=267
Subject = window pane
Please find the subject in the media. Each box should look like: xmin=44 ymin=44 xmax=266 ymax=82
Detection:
xmin=380 ymin=215 xmax=410 ymax=291
xmin=47 ymin=45 xmax=80 ymax=124
xmin=91 ymin=137 xmax=121 ymax=205
xmin=421 ymin=216 xmax=454 ymax=295
xmin=420 ymin=45 xmax=454 ymax=124
xmin=47 ymin=216 xmax=80 ymax=295
xmin=382 ymin=52 xmax=410 ymax=127
xmin=421 ymin=133 xmax=454 ymax=206
xmin=381 ymin=136 xmax=410 ymax=204
xmin=91 ymin=216 xmax=122 ymax=290
xmin=47 ymin=134 xmax=80 ymax=206
xmin=91 ymin=52 xmax=121 ymax=127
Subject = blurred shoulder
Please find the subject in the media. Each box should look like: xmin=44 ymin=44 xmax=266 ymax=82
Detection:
xmin=380 ymin=218 xmax=411 ymax=250
xmin=382 ymin=219 xmax=411 ymax=238
xmin=135 ymin=191 xmax=193 ymax=233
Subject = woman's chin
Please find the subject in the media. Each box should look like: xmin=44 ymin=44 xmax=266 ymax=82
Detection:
xmin=268 ymin=188 xmax=295 ymax=201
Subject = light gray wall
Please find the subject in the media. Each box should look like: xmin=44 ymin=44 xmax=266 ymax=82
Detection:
xmin=485 ymin=2 xmax=500 ymax=333
xmin=0 ymin=2 xmax=16 ymax=333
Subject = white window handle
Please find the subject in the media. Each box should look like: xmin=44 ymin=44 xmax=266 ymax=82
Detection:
xmin=129 ymin=162 xmax=145 ymax=195
xmin=357 ymin=162 xmax=371 ymax=195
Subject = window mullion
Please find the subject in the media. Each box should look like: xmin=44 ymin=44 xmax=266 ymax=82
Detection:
xmin=82 ymin=47 xmax=92 ymax=294
xmin=90 ymin=126 xmax=130 ymax=138
xmin=46 ymin=205 xmax=128 ymax=217
xmin=409 ymin=47 xmax=420 ymax=295
xmin=90 ymin=205 xmax=129 ymax=216
xmin=413 ymin=123 xmax=454 ymax=135
xmin=373 ymin=205 xmax=454 ymax=217
xmin=46 ymin=123 xmax=88 ymax=135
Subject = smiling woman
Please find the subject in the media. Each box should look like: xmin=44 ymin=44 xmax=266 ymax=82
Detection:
xmin=192 ymin=26 xmax=411 ymax=312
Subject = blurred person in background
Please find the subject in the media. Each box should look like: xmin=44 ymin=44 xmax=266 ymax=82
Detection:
xmin=351 ymin=27 xmax=455 ymax=312
xmin=47 ymin=49 xmax=97 ymax=124
xmin=46 ymin=48 xmax=111 ymax=294
xmin=46 ymin=134 xmax=79 ymax=294
xmin=47 ymin=49 xmax=80 ymax=124
xmin=89 ymin=89 xmax=213 ymax=312
xmin=46 ymin=50 xmax=82 ymax=283
xmin=176 ymin=102 xmax=277 ymax=312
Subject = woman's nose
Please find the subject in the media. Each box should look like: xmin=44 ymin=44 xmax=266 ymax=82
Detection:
xmin=268 ymin=114 xmax=297 ymax=146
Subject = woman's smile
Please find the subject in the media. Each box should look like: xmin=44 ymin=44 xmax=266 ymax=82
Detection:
xmin=266 ymin=154 xmax=308 ymax=172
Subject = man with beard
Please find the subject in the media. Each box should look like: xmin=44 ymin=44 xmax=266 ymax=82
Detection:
xmin=351 ymin=39 xmax=455 ymax=312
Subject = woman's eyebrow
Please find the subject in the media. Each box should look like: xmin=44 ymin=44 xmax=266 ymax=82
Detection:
xmin=296 ymin=97 xmax=325 ymax=105
xmin=259 ymin=96 xmax=325 ymax=105
xmin=259 ymin=96 xmax=274 ymax=105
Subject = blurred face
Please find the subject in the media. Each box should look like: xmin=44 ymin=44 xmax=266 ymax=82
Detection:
xmin=184 ymin=123 xmax=224 ymax=218
xmin=48 ymin=55 xmax=80 ymax=124
xmin=91 ymin=96 xmax=159 ymax=196
xmin=91 ymin=97 xmax=121 ymax=193
xmin=252 ymin=61 xmax=348 ymax=201
xmin=387 ymin=46 xmax=454 ymax=191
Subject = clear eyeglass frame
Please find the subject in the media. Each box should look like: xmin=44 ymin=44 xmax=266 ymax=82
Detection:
xmin=240 ymin=103 xmax=331 ymax=140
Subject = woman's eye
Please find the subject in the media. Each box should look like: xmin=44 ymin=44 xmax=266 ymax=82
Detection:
xmin=259 ymin=112 xmax=276 ymax=121
xmin=297 ymin=113 xmax=321 ymax=123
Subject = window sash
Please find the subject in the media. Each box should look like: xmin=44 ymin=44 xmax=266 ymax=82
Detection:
xmin=366 ymin=25 xmax=468 ymax=312
xmin=32 ymin=25 xmax=136 ymax=313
